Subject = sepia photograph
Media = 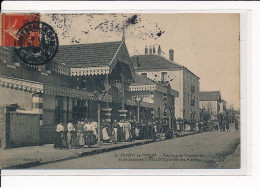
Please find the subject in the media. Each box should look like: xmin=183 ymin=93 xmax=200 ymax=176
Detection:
xmin=0 ymin=12 xmax=241 ymax=170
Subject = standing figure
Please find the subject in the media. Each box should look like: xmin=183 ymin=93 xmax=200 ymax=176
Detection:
xmin=235 ymin=121 xmax=239 ymax=132
xmin=117 ymin=121 xmax=124 ymax=142
xmin=145 ymin=45 xmax=148 ymax=55
xmin=195 ymin=122 xmax=199 ymax=132
xmin=54 ymin=121 xmax=65 ymax=149
xmin=148 ymin=121 xmax=154 ymax=139
xmin=59 ymin=121 xmax=67 ymax=149
xmin=226 ymin=122 xmax=230 ymax=132
xmin=118 ymin=119 xmax=126 ymax=141
xmin=152 ymin=45 xmax=156 ymax=54
xmin=67 ymin=120 xmax=76 ymax=149
xmin=149 ymin=45 xmax=152 ymax=55
xmin=124 ymin=121 xmax=131 ymax=141
xmin=84 ymin=120 xmax=93 ymax=147
xmin=111 ymin=120 xmax=119 ymax=143
xmin=90 ymin=118 xmax=98 ymax=136
xmin=222 ymin=121 xmax=226 ymax=132
xmin=158 ymin=45 xmax=161 ymax=55
xmin=102 ymin=120 xmax=111 ymax=143
xmin=135 ymin=126 xmax=140 ymax=140
xmin=76 ymin=120 xmax=85 ymax=148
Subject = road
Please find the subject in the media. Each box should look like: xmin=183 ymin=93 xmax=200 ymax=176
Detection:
xmin=30 ymin=131 xmax=240 ymax=169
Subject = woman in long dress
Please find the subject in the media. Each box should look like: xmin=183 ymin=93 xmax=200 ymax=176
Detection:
xmin=76 ymin=120 xmax=85 ymax=148
xmin=124 ymin=121 xmax=131 ymax=141
xmin=102 ymin=126 xmax=110 ymax=143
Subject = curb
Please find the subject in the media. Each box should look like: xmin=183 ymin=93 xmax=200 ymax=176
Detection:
xmin=5 ymin=139 xmax=154 ymax=169
xmin=5 ymin=132 xmax=200 ymax=169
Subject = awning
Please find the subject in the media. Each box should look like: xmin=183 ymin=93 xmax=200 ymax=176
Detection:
xmin=0 ymin=75 xmax=112 ymax=102
xmin=129 ymin=85 xmax=156 ymax=92
xmin=0 ymin=75 xmax=43 ymax=93
xmin=71 ymin=66 xmax=110 ymax=76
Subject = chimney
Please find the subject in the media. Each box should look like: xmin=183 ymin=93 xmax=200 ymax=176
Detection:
xmin=169 ymin=49 xmax=174 ymax=61
xmin=136 ymin=56 xmax=140 ymax=67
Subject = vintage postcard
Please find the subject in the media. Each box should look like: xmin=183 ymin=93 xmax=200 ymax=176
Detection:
xmin=0 ymin=12 xmax=242 ymax=172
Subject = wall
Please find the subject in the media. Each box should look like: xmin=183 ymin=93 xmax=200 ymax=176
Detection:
xmin=0 ymin=106 xmax=7 ymax=148
xmin=9 ymin=112 xmax=40 ymax=147
xmin=136 ymin=70 xmax=182 ymax=118
xmin=42 ymin=94 xmax=56 ymax=125
xmin=183 ymin=69 xmax=200 ymax=121
xmin=0 ymin=87 xmax=32 ymax=109
xmin=153 ymin=90 xmax=165 ymax=118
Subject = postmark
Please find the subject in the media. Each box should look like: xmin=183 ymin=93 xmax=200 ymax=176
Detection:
xmin=1 ymin=13 xmax=59 ymax=65
xmin=14 ymin=21 xmax=59 ymax=65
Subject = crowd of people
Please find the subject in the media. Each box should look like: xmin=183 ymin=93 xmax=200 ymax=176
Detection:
xmin=54 ymin=116 xmax=240 ymax=149
xmin=195 ymin=120 xmax=240 ymax=133
xmin=54 ymin=118 xmax=171 ymax=150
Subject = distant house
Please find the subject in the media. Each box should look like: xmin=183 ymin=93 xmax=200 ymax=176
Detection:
xmin=132 ymin=47 xmax=200 ymax=121
xmin=128 ymin=74 xmax=178 ymax=121
xmin=199 ymin=91 xmax=226 ymax=120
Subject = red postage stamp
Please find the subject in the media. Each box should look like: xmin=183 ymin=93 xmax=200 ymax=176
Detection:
xmin=1 ymin=13 xmax=40 ymax=47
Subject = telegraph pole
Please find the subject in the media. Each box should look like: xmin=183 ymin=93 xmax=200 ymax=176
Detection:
xmin=97 ymin=102 xmax=101 ymax=146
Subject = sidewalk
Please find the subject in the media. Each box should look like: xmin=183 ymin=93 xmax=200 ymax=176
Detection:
xmin=0 ymin=131 xmax=198 ymax=169
xmin=1 ymin=139 xmax=154 ymax=169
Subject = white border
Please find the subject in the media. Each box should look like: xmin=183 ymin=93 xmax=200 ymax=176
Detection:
xmin=0 ymin=1 xmax=251 ymax=177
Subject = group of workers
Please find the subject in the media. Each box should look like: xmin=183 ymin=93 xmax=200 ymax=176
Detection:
xmin=54 ymin=118 xmax=169 ymax=150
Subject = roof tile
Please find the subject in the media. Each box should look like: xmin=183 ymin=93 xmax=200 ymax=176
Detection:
xmin=53 ymin=41 xmax=122 ymax=68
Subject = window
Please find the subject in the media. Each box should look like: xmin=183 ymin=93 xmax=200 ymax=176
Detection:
xmin=161 ymin=72 xmax=167 ymax=82
xmin=141 ymin=73 xmax=147 ymax=77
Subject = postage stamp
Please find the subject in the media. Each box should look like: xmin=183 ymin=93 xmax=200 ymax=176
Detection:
xmin=1 ymin=13 xmax=59 ymax=65
xmin=0 ymin=12 xmax=243 ymax=174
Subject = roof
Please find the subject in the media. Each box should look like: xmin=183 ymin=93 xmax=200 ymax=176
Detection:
xmin=199 ymin=91 xmax=221 ymax=101
xmin=131 ymin=55 xmax=181 ymax=70
xmin=130 ymin=74 xmax=156 ymax=87
xmin=129 ymin=74 xmax=179 ymax=96
xmin=53 ymin=41 xmax=123 ymax=68
xmin=131 ymin=54 xmax=199 ymax=79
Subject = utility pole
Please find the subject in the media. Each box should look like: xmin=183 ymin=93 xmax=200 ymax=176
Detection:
xmin=134 ymin=96 xmax=144 ymax=122
xmin=97 ymin=102 xmax=101 ymax=146
xmin=94 ymin=90 xmax=107 ymax=147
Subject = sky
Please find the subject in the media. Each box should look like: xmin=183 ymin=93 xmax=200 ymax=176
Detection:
xmin=41 ymin=13 xmax=240 ymax=110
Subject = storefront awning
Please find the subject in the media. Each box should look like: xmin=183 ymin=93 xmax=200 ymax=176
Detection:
xmin=0 ymin=75 xmax=43 ymax=93
xmin=0 ymin=75 xmax=112 ymax=102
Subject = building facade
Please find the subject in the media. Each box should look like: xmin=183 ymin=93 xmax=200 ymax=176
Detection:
xmin=128 ymin=74 xmax=178 ymax=122
xmin=199 ymin=91 xmax=226 ymax=120
xmin=131 ymin=49 xmax=200 ymax=121
xmin=0 ymin=39 xmax=178 ymax=147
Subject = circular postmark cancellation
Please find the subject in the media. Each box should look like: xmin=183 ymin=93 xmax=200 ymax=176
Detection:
xmin=14 ymin=21 xmax=59 ymax=66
